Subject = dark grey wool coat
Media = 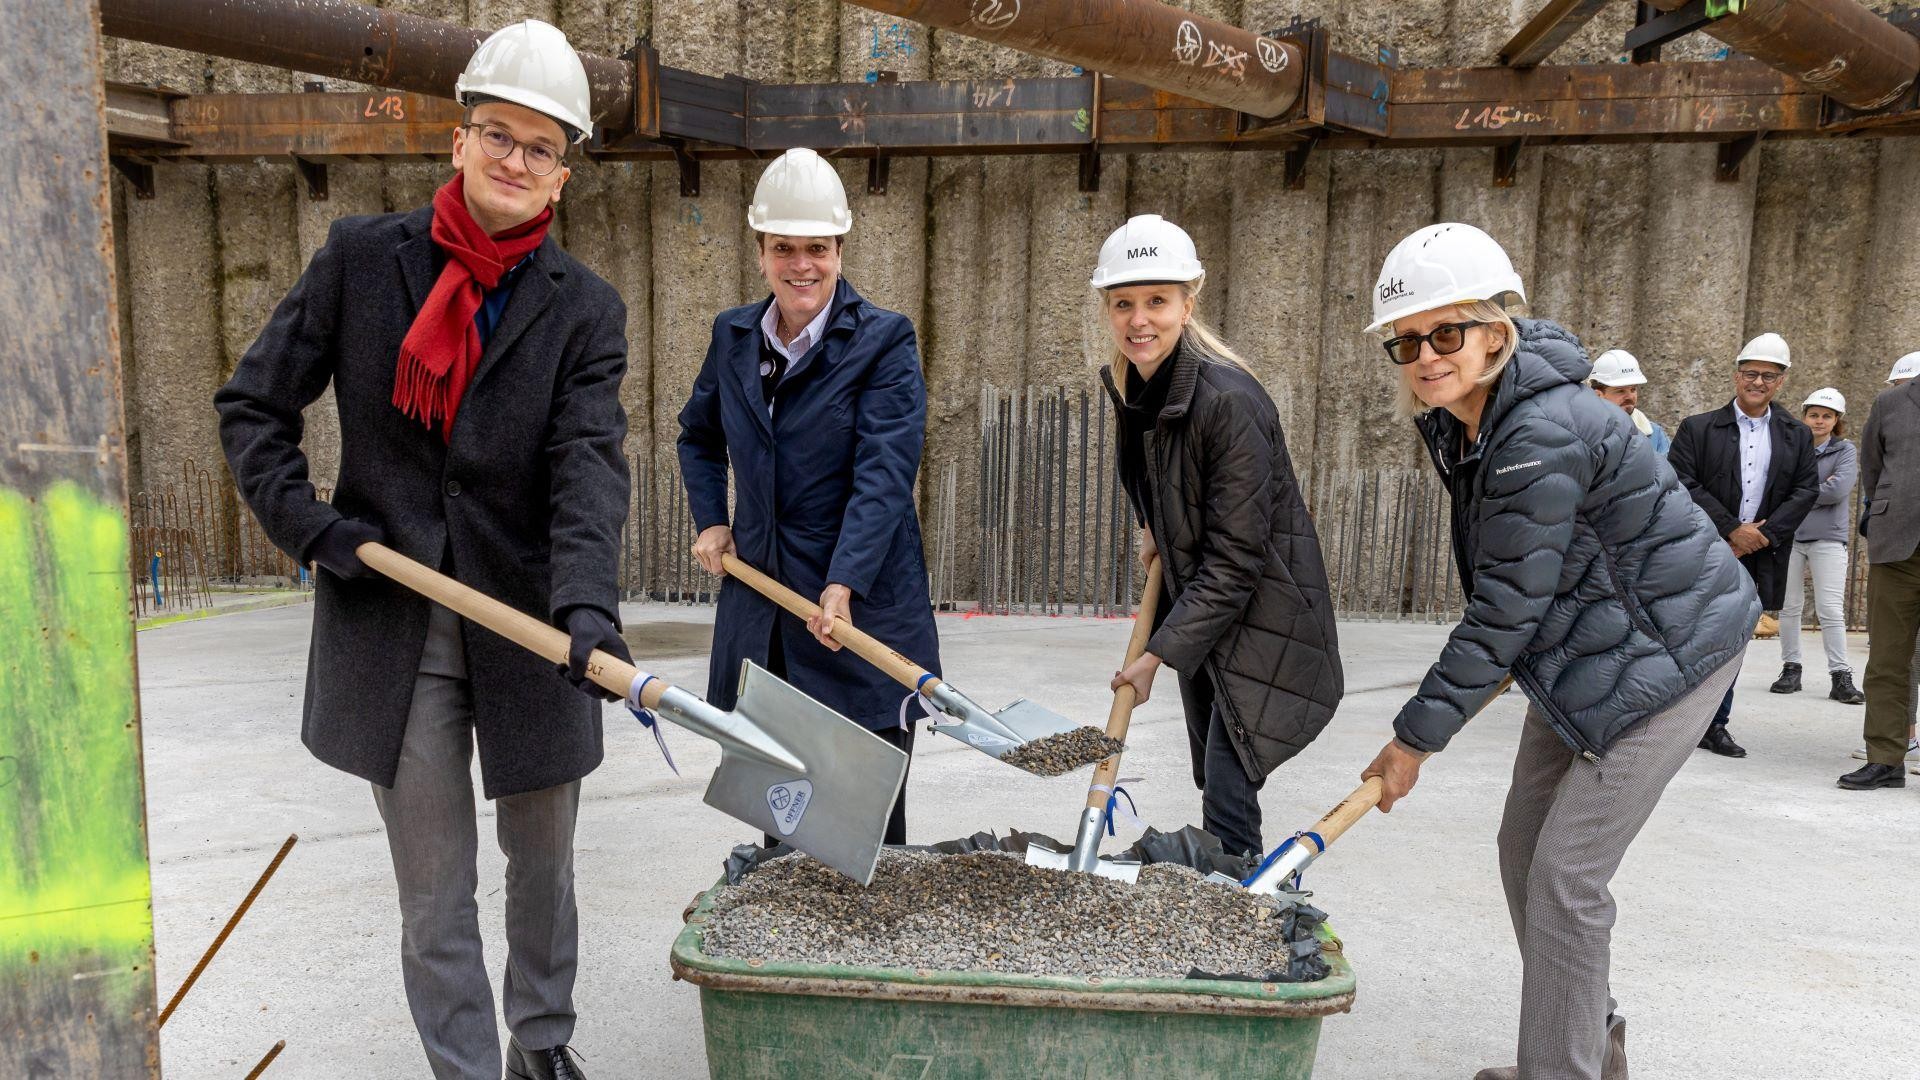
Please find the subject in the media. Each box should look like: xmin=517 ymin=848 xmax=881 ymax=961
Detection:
xmin=1101 ymin=336 xmax=1344 ymax=783
xmin=1403 ymin=319 xmax=1759 ymax=759
xmin=215 ymin=204 xmax=630 ymax=799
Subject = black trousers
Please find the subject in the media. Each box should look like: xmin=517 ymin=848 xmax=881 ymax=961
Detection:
xmin=761 ymin=624 xmax=914 ymax=849
xmin=1183 ymin=669 xmax=1266 ymax=857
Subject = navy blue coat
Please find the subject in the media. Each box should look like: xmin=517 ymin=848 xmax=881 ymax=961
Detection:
xmin=678 ymin=279 xmax=939 ymax=730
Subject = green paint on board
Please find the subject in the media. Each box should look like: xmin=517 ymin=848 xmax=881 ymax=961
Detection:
xmin=0 ymin=483 xmax=153 ymax=960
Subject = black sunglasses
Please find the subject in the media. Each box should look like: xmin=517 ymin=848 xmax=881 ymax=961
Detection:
xmin=1382 ymin=320 xmax=1487 ymax=365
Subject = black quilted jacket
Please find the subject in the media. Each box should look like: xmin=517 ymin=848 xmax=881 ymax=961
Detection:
xmin=1101 ymin=336 xmax=1343 ymax=782
xmin=1402 ymin=319 xmax=1760 ymax=758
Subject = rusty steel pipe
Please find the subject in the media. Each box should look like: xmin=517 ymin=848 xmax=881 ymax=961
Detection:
xmin=845 ymin=0 xmax=1304 ymax=117
xmin=1652 ymin=0 xmax=1919 ymax=111
xmin=98 ymin=0 xmax=637 ymax=131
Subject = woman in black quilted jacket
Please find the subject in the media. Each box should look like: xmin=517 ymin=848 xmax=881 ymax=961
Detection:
xmin=1357 ymin=223 xmax=1760 ymax=1080
xmin=1092 ymin=214 xmax=1343 ymax=858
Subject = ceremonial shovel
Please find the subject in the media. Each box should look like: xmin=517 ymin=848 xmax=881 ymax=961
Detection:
xmin=1024 ymin=558 xmax=1165 ymax=882
xmin=721 ymin=554 xmax=1099 ymax=775
xmin=358 ymin=543 xmax=907 ymax=885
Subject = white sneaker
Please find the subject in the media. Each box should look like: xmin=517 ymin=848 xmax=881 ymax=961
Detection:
xmin=1852 ymin=740 xmax=1920 ymax=763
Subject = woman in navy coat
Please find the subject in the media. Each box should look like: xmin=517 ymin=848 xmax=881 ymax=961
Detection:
xmin=678 ymin=149 xmax=939 ymax=844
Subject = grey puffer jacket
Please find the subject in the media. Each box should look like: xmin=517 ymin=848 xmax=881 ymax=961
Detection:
xmin=1400 ymin=319 xmax=1760 ymax=759
xmin=1793 ymin=437 xmax=1857 ymax=544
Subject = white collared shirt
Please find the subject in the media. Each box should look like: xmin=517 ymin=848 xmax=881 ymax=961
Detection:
xmin=1734 ymin=403 xmax=1773 ymax=522
xmin=760 ymin=300 xmax=832 ymax=367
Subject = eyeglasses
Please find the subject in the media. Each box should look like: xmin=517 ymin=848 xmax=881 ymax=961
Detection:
xmin=462 ymin=123 xmax=562 ymax=177
xmin=1381 ymin=321 xmax=1487 ymax=365
xmin=1736 ymin=369 xmax=1784 ymax=385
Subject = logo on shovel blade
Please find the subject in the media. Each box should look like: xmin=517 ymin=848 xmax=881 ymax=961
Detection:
xmin=966 ymin=731 xmax=1014 ymax=748
xmin=766 ymin=779 xmax=813 ymax=837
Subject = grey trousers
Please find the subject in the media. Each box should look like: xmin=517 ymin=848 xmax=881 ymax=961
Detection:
xmin=372 ymin=613 xmax=582 ymax=1080
xmin=1497 ymin=658 xmax=1738 ymax=1080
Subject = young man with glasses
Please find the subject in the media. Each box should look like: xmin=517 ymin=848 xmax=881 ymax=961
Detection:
xmin=215 ymin=20 xmax=624 ymax=1080
xmin=1669 ymin=333 xmax=1820 ymax=758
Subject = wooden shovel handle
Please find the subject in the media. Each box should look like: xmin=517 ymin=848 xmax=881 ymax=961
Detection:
xmin=1082 ymin=558 xmax=1163 ymax=812
xmin=1314 ymin=675 xmax=1516 ymax=850
xmin=357 ymin=542 xmax=665 ymax=710
xmin=719 ymin=554 xmax=935 ymax=692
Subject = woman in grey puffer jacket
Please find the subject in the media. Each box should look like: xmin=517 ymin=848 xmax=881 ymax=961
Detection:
xmin=1356 ymin=224 xmax=1759 ymax=1080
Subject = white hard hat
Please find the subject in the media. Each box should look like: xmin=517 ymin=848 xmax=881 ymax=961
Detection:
xmin=749 ymin=149 xmax=852 ymax=236
xmin=1802 ymin=387 xmax=1846 ymax=414
xmin=1366 ymin=223 xmax=1525 ymax=333
xmin=457 ymin=20 xmax=593 ymax=144
xmin=1590 ymin=349 xmax=1648 ymax=387
xmin=1090 ymin=214 xmax=1204 ymax=290
xmin=1736 ymin=332 xmax=1791 ymax=369
xmin=1889 ymin=351 xmax=1920 ymax=383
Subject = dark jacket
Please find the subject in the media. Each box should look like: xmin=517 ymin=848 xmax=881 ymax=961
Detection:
xmin=1860 ymin=381 xmax=1920 ymax=565
xmin=1100 ymin=336 xmax=1343 ymax=782
xmin=1400 ymin=319 xmax=1759 ymax=758
xmin=678 ymin=279 xmax=939 ymax=730
xmin=215 ymin=205 xmax=630 ymax=799
xmin=1669 ymin=400 xmax=1820 ymax=609
xmin=1794 ymin=437 xmax=1857 ymax=544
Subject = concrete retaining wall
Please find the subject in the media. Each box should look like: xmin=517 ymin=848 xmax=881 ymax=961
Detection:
xmin=104 ymin=2 xmax=1920 ymax=597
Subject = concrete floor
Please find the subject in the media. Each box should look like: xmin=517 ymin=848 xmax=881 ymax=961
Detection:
xmin=139 ymin=604 xmax=1919 ymax=1079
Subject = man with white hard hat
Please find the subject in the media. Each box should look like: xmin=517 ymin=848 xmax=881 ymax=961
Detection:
xmin=1670 ymin=332 xmax=1820 ymax=758
xmin=680 ymin=148 xmax=940 ymax=846
xmin=1588 ymin=349 xmax=1670 ymax=454
xmin=217 ymin=21 xmax=623 ymax=1079
xmin=1845 ymin=351 xmax=1920 ymax=789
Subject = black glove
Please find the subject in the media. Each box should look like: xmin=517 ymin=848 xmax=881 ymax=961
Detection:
xmin=306 ymin=518 xmax=384 ymax=580
xmin=1859 ymin=500 xmax=1871 ymax=539
xmin=559 ymin=605 xmax=630 ymax=702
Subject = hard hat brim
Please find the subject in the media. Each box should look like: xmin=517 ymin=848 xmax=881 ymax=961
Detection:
xmin=750 ymin=218 xmax=851 ymax=238
xmin=1364 ymin=283 xmax=1523 ymax=334
xmin=1591 ymin=372 xmax=1648 ymax=388
xmin=457 ymin=83 xmax=590 ymax=143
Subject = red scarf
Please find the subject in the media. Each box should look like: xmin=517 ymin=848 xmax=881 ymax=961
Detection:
xmin=392 ymin=174 xmax=551 ymax=440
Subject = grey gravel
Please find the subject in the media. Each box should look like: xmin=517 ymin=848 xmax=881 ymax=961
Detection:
xmin=998 ymin=726 xmax=1127 ymax=777
xmin=702 ymin=849 xmax=1310 ymax=979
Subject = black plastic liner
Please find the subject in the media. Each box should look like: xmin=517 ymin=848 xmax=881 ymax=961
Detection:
xmin=722 ymin=824 xmax=1331 ymax=984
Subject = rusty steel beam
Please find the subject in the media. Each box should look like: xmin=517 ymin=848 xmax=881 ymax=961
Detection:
xmin=1500 ymin=0 xmax=1620 ymax=68
xmin=109 ymin=57 xmax=1918 ymax=169
xmin=1648 ymin=0 xmax=1920 ymax=111
xmin=843 ymin=0 xmax=1306 ymax=118
xmin=97 ymin=0 xmax=641 ymax=132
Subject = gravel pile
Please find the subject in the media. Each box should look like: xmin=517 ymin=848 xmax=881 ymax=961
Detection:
xmin=999 ymin=727 xmax=1127 ymax=776
xmin=701 ymin=849 xmax=1326 ymax=981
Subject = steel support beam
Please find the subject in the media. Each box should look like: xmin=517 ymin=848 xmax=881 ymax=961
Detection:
xmin=1501 ymin=0 xmax=1619 ymax=68
xmin=98 ymin=0 xmax=643 ymax=132
xmin=1647 ymin=0 xmax=1920 ymax=111
xmin=843 ymin=0 xmax=1306 ymax=118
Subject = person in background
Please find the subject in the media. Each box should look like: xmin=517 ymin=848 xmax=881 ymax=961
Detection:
xmin=1668 ymin=333 xmax=1820 ymax=758
xmin=679 ymin=148 xmax=938 ymax=844
xmin=1589 ymin=349 xmax=1671 ymax=453
xmin=215 ymin=22 xmax=625 ymax=1080
xmin=1768 ymin=388 xmax=1863 ymax=704
xmin=1357 ymin=222 xmax=1757 ymax=1080
xmin=1842 ymin=352 xmax=1920 ymax=789
xmin=1095 ymin=214 xmax=1343 ymax=858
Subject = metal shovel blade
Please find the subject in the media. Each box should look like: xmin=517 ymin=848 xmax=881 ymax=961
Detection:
xmin=922 ymin=685 xmax=1083 ymax=761
xmin=689 ymin=661 xmax=907 ymax=886
xmin=1022 ymin=838 xmax=1142 ymax=883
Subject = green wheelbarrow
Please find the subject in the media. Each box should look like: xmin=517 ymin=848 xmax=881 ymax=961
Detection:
xmin=669 ymin=879 xmax=1356 ymax=1080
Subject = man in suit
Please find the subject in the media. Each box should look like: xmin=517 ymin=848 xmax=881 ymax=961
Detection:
xmin=215 ymin=22 xmax=625 ymax=1079
xmin=1841 ymin=358 xmax=1920 ymax=790
xmin=680 ymin=148 xmax=939 ymax=846
xmin=1669 ymin=332 xmax=1820 ymax=758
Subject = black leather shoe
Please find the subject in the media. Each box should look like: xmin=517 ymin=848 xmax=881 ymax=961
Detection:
xmin=1698 ymin=725 xmax=1746 ymax=758
xmin=507 ymin=1039 xmax=587 ymax=1080
xmin=1837 ymin=763 xmax=1906 ymax=790
xmin=1828 ymin=670 xmax=1865 ymax=705
xmin=1768 ymin=663 xmax=1801 ymax=694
